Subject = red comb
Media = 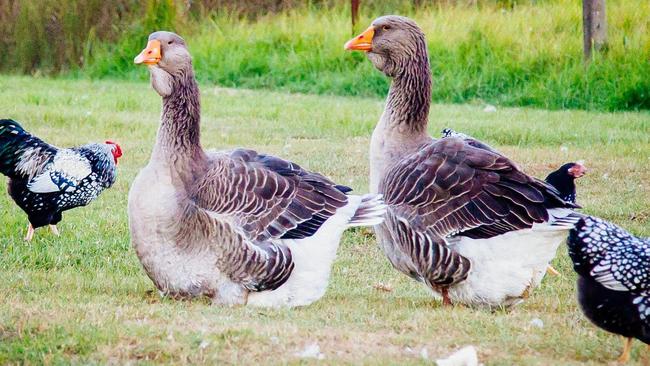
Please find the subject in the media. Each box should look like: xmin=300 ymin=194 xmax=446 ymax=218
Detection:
xmin=105 ymin=140 xmax=123 ymax=158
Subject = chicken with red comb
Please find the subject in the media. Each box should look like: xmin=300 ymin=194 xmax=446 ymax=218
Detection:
xmin=0 ymin=119 xmax=120 ymax=241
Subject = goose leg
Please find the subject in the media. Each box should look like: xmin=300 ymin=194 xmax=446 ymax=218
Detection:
xmin=24 ymin=224 xmax=34 ymax=241
xmin=546 ymin=265 xmax=560 ymax=276
xmin=441 ymin=287 xmax=452 ymax=306
xmin=49 ymin=225 xmax=60 ymax=236
xmin=617 ymin=337 xmax=632 ymax=364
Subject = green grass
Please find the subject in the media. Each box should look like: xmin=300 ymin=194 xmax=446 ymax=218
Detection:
xmin=2 ymin=0 xmax=650 ymax=111
xmin=0 ymin=75 xmax=649 ymax=364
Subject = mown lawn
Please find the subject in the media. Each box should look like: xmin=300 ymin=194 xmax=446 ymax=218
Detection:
xmin=0 ymin=75 xmax=648 ymax=365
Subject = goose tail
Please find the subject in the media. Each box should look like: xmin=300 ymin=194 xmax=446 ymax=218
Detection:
xmin=347 ymin=194 xmax=386 ymax=227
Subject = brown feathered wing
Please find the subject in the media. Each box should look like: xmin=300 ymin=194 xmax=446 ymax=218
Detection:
xmin=190 ymin=148 xmax=350 ymax=291
xmin=381 ymin=137 xmax=575 ymax=287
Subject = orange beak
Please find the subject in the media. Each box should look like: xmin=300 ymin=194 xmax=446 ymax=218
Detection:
xmin=134 ymin=40 xmax=162 ymax=65
xmin=344 ymin=26 xmax=375 ymax=51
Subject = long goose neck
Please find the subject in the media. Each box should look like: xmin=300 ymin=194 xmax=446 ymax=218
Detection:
xmin=370 ymin=40 xmax=432 ymax=192
xmin=155 ymin=70 xmax=205 ymax=163
xmin=384 ymin=47 xmax=432 ymax=139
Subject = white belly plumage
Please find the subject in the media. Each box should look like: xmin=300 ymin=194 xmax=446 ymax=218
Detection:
xmin=377 ymin=207 xmax=577 ymax=307
xmin=247 ymin=195 xmax=365 ymax=308
xmin=128 ymin=165 xmax=246 ymax=303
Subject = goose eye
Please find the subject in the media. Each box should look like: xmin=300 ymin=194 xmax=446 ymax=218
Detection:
xmin=382 ymin=25 xmax=391 ymax=31
xmin=168 ymin=41 xmax=173 ymax=45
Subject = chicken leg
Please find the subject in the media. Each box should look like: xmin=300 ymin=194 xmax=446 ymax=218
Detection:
xmin=24 ymin=224 xmax=34 ymax=241
xmin=49 ymin=225 xmax=60 ymax=236
xmin=617 ymin=337 xmax=633 ymax=364
xmin=547 ymin=265 xmax=560 ymax=276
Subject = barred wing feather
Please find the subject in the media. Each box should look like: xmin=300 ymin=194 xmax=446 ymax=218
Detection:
xmin=191 ymin=148 xmax=351 ymax=291
xmin=27 ymin=150 xmax=92 ymax=193
xmin=381 ymin=137 xmax=576 ymax=286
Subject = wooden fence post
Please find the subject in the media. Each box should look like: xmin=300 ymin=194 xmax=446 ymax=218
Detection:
xmin=351 ymin=0 xmax=360 ymax=35
xmin=582 ymin=0 xmax=607 ymax=60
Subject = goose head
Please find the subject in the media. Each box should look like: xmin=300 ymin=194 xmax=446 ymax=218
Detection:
xmin=134 ymin=31 xmax=192 ymax=97
xmin=345 ymin=15 xmax=428 ymax=78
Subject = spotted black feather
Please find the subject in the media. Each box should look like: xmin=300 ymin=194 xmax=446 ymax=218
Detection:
xmin=568 ymin=216 xmax=650 ymax=348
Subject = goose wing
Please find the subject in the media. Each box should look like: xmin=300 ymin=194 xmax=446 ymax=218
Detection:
xmin=191 ymin=149 xmax=350 ymax=291
xmin=382 ymin=137 xmax=572 ymax=240
xmin=194 ymin=148 xmax=350 ymax=243
xmin=381 ymin=137 xmax=574 ymax=286
xmin=440 ymin=128 xmax=500 ymax=154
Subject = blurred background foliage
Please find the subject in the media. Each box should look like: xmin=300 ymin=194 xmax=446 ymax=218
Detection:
xmin=0 ymin=0 xmax=648 ymax=111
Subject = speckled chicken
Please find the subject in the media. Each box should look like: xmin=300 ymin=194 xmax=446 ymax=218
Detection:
xmin=0 ymin=119 xmax=121 ymax=240
xmin=568 ymin=216 xmax=650 ymax=363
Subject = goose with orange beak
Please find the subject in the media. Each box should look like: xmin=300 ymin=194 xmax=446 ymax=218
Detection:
xmin=134 ymin=39 xmax=162 ymax=65
xmin=345 ymin=16 xmax=581 ymax=308
xmin=127 ymin=31 xmax=386 ymax=308
xmin=344 ymin=27 xmax=374 ymax=51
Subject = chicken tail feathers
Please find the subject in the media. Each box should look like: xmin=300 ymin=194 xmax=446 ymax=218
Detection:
xmin=0 ymin=119 xmax=56 ymax=178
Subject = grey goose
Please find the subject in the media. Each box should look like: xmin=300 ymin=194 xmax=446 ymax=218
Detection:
xmin=346 ymin=16 xmax=580 ymax=307
xmin=129 ymin=31 xmax=385 ymax=307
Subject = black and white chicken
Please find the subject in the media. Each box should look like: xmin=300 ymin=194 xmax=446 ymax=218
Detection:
xmin=541 ymin=162 xmax=587 ymax=276
xmin=568 ymin=216 xmax=650 ymax=363
xmin=545 ymin=162 xmax=587 ymax=204
xmin=0 ymin=119 xmax=121 ymax=241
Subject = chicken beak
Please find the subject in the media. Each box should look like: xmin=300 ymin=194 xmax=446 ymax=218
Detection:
xmin=134 ymin=40 xmax=162 ymax=65
xmin=568 ymin=163 xmax=587 ymax=178
xmin=344 ymin=26 xmax=375 ymax=51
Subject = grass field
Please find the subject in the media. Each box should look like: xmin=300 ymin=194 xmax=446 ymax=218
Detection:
xmin=0 ymin=75 xmax=649 ymax=365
